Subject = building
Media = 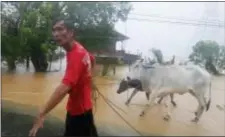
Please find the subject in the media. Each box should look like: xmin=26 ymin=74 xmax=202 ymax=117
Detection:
xmin=77 ymin=28 xmax=140 ymax=65
xmin=90 ymin=30 xmax=129 ymax=57
xmin=116 ymin=50 xmax=140 ymax=64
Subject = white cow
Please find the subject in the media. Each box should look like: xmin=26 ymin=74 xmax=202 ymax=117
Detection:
xmin=118 ymin=59 xmax=177 ymax=107
xmin=124 ymin=57 xmax=177 ymax=107
xmin=118 ymin=62 xmax=212 ymax=123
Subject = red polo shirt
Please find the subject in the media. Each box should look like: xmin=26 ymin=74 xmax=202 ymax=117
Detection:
xmin=62 ymin=41 xmax=94 ymax=116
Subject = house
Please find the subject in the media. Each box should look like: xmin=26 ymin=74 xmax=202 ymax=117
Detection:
xmin=116 ymin=50 xmax=140 ymax=64
xmin=78 ymin=29 xmax=130 ymax=64
xmin=89 ymin=30 xmax=129 ymax=57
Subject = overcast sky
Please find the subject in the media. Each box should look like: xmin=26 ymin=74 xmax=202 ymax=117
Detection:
xmin=115 ymin=2 xmax=225 ymax=61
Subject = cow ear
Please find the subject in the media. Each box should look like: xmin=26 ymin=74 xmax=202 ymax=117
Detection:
xmin=127 ymin=76 xmax=131 ymax=81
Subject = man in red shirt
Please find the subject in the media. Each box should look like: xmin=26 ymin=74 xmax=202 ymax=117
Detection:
xmin=29 ymin=19 xmax=98 ymax=137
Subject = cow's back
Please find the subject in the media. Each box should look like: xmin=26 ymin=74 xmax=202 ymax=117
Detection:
xmin=183 ymin=64 xmax=211 ymax=90
xmin=139 ymin=64 xmax=210 ymax=91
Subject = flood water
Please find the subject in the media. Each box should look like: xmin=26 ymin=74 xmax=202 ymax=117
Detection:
xmin=2 ymin=59 xmax=225 ymax=136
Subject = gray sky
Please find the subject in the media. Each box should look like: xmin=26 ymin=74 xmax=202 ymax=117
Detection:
xmin=115 ymin=2 xmax=225 ymax=61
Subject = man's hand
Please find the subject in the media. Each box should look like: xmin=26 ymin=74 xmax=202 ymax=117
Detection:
xmin=29 ymin=114 xmax=45 ymax=137
xmin=28 ymin=83 xmax=69 ymax=137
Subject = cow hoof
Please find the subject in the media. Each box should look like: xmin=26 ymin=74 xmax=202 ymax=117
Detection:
xmin=140 ymin=112 xmax=145 ymax=117
xmin=163 ymin=114 xmax=171 ymax=121
xmin=125 ymin=101 xmax=129 ymax=106
xmin=164 ymin=103 xmax=168 ymax=108
xmin=172 ymin=102 xmax=177 ymax=107
xmin=194 ymin=112 xmax=197 ymax=116
xmin=191 ymin=117 xmax=199 ymax=123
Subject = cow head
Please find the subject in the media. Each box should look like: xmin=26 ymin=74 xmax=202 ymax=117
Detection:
xmin=117 ymin=76 xmax=131 ymax=94
xmin=117 ymin=76 xmax=144 ymax=94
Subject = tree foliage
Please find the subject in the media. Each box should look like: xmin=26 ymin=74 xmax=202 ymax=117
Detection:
xmin=1 ymin=2 xmax=132 ymax=72
xmin=151 ymin=48 xmax=164 ymax=64
xmin=189 ymin=40 xmax=225 ymax=74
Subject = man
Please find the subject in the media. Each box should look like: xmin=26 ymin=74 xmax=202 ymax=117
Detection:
xmin=29 ymin=19 xmax=98 ymax=137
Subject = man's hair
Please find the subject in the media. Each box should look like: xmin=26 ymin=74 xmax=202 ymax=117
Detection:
xmin=53 ymin=17 xmax=74 ymax=31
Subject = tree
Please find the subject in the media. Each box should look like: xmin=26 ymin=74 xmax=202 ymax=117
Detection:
xmin=1 ymin=2 xmax=132 ymax=72
xmin=217 ymin=46 xmax=225 ymax=69
xmin=1 ymin=2 xmax=51 ymax=71
xmin=1 ymin=2 xmax=29 ymax=71
xmin=151 ymin=48 xmax=163 ymax=64
xmin=189 ymin=40 xmax=225 ymax=74
xmin=63 ymin=2 xmax=132 ymax=50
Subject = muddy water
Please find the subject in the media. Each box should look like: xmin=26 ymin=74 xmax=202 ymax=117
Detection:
xmin=2 ymin=60 xmax=225 ymax=136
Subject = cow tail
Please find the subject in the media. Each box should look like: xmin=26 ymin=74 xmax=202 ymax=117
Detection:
xmin=206 ymin=81 xmax=211 ymax=111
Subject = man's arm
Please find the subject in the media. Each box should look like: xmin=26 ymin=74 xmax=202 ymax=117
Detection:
xmin=39 ymin=54 xmax=83 ymax=117
xmin=39 ymin=84 xmax=70 ymax=116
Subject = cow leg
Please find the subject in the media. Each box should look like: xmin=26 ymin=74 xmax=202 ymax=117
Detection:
xmin=194 ymin=96 xmax=207 ymax=117
xmin=145 ymin=91 xmax=151 ymax=101
xmin=192 ymin=94 xmax=205 ymax=123
xmin=162 ymin=95 xmax=173 ymax=121
xmin=156 ymin=91 xmax=174 ymax=121
xmin=125 ymin=89 xmax=138 ymax=105
xmin=157 ymin=97 xmax=164 ymax=104
xmin=143 ymin=91 xmax=173 ymax=121
xmin=188 ymin=89 xmax=199 ymax=116
xmin=140 ymin=88 xmax=183 ymax=117
xmin=156 ymin=89 xmax=180 ymax=120
xmin=170 ymin=94 xmax=177 ymax=107
xmin=140 ymin=90 xmax=158 ymax=117
xmin=145 ymin=92 xmax=152 ymax=107
xmin=158 ymin=94 xmax=176 ymax=107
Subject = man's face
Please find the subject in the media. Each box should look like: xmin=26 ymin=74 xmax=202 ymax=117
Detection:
xmin=52 ymin=21 xmax=73 ymax=47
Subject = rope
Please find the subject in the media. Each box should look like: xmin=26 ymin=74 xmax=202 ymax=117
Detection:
xmin=95 ymin=82 xmax=119 ymax=86
xmin=127 ymin=89 xmax=130 ymax=104
xmin=95 ymin=82 xmax=131 ymax=105
xmin=93 ymin=86 xmax=143 ymax=136
xmin=92 ymin=85 xmax=127 ymax=115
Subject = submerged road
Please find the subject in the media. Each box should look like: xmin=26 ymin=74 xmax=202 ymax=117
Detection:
xmin=2 ymin=62 xmax=225 ymax=136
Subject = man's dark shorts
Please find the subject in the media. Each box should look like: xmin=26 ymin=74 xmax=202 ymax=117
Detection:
xmin=64 ymin=109 xmax=98 ymax=136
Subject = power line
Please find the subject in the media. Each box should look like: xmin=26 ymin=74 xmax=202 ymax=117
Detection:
xmin=130 ymin=12 xmax=225 ymax=24
xmin=127 ymin=17 xmax=224 ymax=28
xmin=186 ymin=4 xmax=209 ymax=54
